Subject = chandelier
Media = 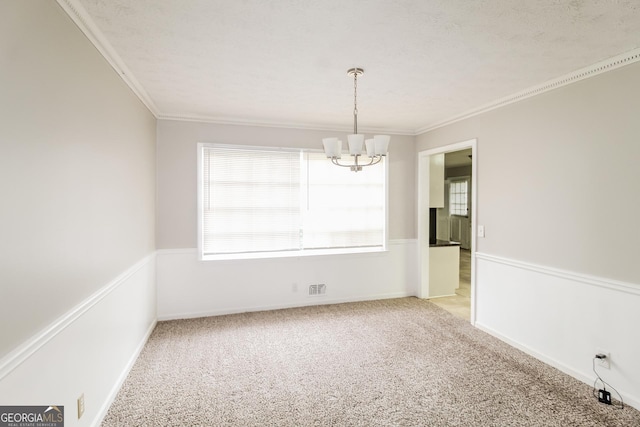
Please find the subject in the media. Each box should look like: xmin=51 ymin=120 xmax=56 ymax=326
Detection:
xmin=322 ymin=68 xmax=390 ymax=172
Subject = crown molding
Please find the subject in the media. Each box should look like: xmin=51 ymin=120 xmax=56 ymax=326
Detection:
xmin=54 ymin=0 xmax=410 ymax=135
xmin=415 ymin=48 xmax=640 ymax=135
xmin=54 ymin=1 xmax=640 ymax=137
xmin=56 ymin=0 xmax=160 ymax=116
xmin=161 ymin=47 xmax=640 ymax=136
xmin=157 ymin=114 xmax=416 ymax=136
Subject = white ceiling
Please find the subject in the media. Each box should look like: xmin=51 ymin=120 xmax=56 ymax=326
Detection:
xmin=66 ymin=0 xmax=640 ymax=134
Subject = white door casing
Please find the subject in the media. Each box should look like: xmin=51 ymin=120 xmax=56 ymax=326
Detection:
xmin=417 ymin=139 xmax=478 ymax=324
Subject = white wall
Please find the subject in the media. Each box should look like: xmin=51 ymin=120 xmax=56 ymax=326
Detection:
xmin=0 ymin=256 xmax=156 ymax=427
xmin=155 ymin=120 xmax=418 ymax=319
xmin=157 ymin=241 xmax=417 ymax=320
xmin=416 ymin=61 xmax=640 ymax=408
xmin=0 ymin=1 xmax=157 ymax=423
xmin=475 ymin=254 xmax=640 ymax=409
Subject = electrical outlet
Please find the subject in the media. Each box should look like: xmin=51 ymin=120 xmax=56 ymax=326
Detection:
xmin=595 ymin=349 xmax=610 ymax=369
xmin=291 ymin=283 xmax=298 ymax=293
xmin=598 ymin=389 xmax=612 ymax=405
xmin=77 ymin=393 xmax=85 ymax=419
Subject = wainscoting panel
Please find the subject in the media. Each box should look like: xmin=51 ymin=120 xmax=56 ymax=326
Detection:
xmin=157 ymin=240 xmax=419 ymax=320
xmin=474 ymin=252 xmax=640 ymax=410
xmin=0 ymin=254 xmax=157 ymax=427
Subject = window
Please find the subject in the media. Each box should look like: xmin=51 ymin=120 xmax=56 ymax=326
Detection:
xmin=198 ymin=144 xmax=387 ymax=259
xmin=449 ymin=178 xmax=468 ymax=217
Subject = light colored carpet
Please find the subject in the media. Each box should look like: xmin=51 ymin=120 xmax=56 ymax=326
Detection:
xmin=102 ymin=298 xmax=639 ymax=426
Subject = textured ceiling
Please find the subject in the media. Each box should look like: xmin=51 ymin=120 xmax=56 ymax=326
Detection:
xmin=68 ymin=0 xmax=640 ymax=134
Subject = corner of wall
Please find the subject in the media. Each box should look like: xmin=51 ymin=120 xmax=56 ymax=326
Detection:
xmin=0 ymin=254 xmax=157 ymax=426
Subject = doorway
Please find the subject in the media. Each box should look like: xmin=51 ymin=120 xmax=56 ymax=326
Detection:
xmin=418 ymin=139 xmax=477 ymax=324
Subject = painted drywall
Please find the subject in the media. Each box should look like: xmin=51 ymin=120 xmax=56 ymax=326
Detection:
xmin=157 ymin=241 xmax=417 ymax=320
xmin=416 ymin=61 xmax=640 ymax=285
xmin=156 ymin=119 xmax=416 ymax=249
xmin=0 ymin=1 xmax=156 ymax=359
xmin=416 ymin=61 xmax=640 ymax=408
xmin=475 ymin=254 xmax=640 ymax=409
xmin=0 ymin=256 xmax=156 ymax=427
xmin=155 ymin=120 xmax=417 ymax=322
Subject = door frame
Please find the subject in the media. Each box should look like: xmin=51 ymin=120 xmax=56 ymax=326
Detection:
xmin=417 ymin=138 xmax=478 ymax=324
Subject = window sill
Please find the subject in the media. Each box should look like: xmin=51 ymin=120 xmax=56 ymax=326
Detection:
xmin=200 ymin=246 xmax=388 ymax=262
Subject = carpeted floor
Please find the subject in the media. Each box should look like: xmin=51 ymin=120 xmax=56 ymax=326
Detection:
xmin=102 ymin=298 xmax=640 ymax=426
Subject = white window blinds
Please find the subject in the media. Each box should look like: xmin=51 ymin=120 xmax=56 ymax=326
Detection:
xmin=202 ymin=146 xmax=301 ymax=255
xmin=200 ymin=145 xmax=386 ymax=258
xmin=302 ymin=152 xmax=385 ymax=249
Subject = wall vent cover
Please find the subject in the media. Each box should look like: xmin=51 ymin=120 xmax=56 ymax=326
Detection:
xmin=308 ymin=284 xmax=326 ymax=296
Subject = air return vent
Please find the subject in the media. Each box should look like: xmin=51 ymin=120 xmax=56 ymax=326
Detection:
xmin=308 ymin=284 xmax=326 ymax=296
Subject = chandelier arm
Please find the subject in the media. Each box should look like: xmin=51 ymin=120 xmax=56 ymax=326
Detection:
xmin=363 ymin=156 xmax=381 ymax=167
xmin=331 ymin=157 xmax=356 ymax=168
xmin=331 ymin=155 xmax=384 ymax=169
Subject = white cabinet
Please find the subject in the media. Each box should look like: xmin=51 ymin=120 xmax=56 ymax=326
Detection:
xmin=429 ymin=153 xmax=444 ymax=208
xmin=428 ymin=245 xmax=460 ymax=298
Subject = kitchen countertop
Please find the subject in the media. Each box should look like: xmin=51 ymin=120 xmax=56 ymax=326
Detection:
xmin=429 ymin=240 xmax=461 ymax=247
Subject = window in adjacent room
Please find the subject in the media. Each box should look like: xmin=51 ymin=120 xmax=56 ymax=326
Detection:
xmin=198 ymin=144 xmax=387 ymax=260
xmin=449 ymin=178 xmax=468 ymax=217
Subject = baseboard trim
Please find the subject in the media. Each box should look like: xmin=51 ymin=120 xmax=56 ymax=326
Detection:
xmin=426 ymin=293 xmax=457 ymax=300
xmin=93 ymin=318 xmax=157 ymax=426
xmin=475 ymin=321 xmax=640 ymax=411
xmin=157 ymin=291 xmax=414 ymax=321
xmin=0 ymin=253 xmax=156 ymax=381
xmin=475 ymin=252 xmax=640 ymax=296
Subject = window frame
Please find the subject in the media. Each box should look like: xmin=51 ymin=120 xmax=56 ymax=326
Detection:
xmin=448 ymin=176 xmax=470 ymax=218
xmin=197 ymin=143 xmax=389 ymax=261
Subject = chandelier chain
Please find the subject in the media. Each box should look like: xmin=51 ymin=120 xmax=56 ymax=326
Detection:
xmin=353 ymin=71 xmax=358 ymax=134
